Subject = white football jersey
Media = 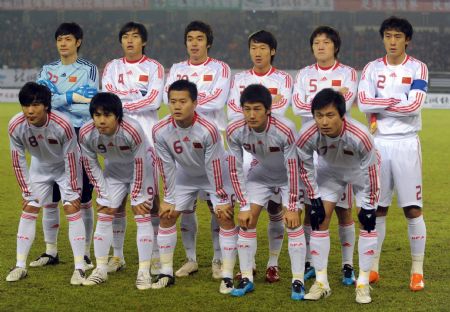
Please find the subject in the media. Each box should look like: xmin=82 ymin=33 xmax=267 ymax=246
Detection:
xmin=102 ymin=55 xmax=164 ymax=143
xmin=164 ymin=57 xmax=231 ymax=130
xmin=292 ymin=61 xmax=357 ymax=122
xmin=8 ymin=111 xmax=81 ymax=202
xmin=79 ymin=116 xmax=154 ymax=207
xmin=226 ymin=115 xmax=300 ymax=211
xmin=297 ymin=117 xmax=379 ymax=210
xmin=227 ymin=67 xmax=293 ymax=120
xmin=152 ymin=112 xmax=230 ymax=205
xmin=358 ymin=55 xmax=428 ymax=137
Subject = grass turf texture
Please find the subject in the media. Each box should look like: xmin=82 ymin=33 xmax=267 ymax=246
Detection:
xmin=0 ymin=102 xmax=448 ymax=311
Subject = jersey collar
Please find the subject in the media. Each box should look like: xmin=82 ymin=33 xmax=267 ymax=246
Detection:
xmin=188 ymin=57 xmax=212 ymax=66
xmin=315 ymin=61 xmax=339 ymax=71
xmin=251 ymin=66 xmax=276 ymax=77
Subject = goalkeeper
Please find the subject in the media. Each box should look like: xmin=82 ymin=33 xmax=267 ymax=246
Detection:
xmin=33 ymin=22 xmax=98 ymax=272
xmin=296 ymin=88 xmax=380 ymax=304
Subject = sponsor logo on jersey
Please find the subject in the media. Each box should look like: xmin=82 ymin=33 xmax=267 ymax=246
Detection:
xmin=183 ymin=136 xmax=190 ymax=142
xmin=108 ymin=142 xmax=114 ymax=147
xmin=203 ymin=74 xmax=213 ymax=81
xmin=390 ymin=72 xmax=397 ymax=77
xmin=402 ymin=77 xmax=412 ymax=84
xmin=192 ymin=72 xmax=199 ymax=77
xmin=193 ymin=142 xmax=203 ymax=148
xmin=331 ymin=79 xmax=341 ymax=87
xmin=269 ymin=146 xmax=280 ymax=152
xmin=119 ymin=146 xmax=130 ymax=150
xmin=329 ymin=144 xmax=336 ymax=149
xmin=127 ymin=70 xmax=133 ymax=75
xmin=320 ymin=77 xmax=327 ymax=81
xmin=268 ymin=87 xmax=278 ymax=95
xmin=139 ymin=75 xmax=148 ymax=82
xmin=37 ymin=134 xmax=44 ymax=140
xmin=48 ymin=138 xmax=58 ymax=144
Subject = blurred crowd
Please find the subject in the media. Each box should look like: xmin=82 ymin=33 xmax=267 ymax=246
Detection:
xmin=1 ymin=11 xmax=449 ymax=72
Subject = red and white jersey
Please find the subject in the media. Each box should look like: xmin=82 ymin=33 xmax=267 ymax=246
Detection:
xmin=227 ymin=67 xmax=293 ymax=120
xmin=79 ymin=116 xmax=154 ymax=206
xmin=226 ymin=115 xmax=300 ymax=211
xmin=292 ymin=61 xmax=357 ymax=122
xmin=102 ymin=55 xmax=165 ymax=143
xmin=297 ymin=117 xmax=379 ymax=210
xmin=152 ymin=112 xmax=230 ymax=205
xmin=8 ymin=111 xmax=81 ymax=202
xmin=358 ymin=55 xmax=428 ymax=138
xmin=164 ymin=57 xmax=231 ymax=130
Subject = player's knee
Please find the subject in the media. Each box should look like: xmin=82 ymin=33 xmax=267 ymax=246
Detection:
xmin=403 ymin=205 xmax=422 ymax=218
xmin=218 ymin=217 xmax=235 ymax=230
xmin=23 ymin=205 xmax=40 ymax=214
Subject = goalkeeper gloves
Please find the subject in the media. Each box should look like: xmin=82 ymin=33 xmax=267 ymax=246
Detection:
xmin=358 ymin=207 xmax=376 ymax=233
xmin=309 ymin=197 xmax=325 ymax=231
xmin=37 ymin=79 xmax=59 ymax=95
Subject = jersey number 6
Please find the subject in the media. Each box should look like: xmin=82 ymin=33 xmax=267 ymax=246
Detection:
xmin=173 ymin=140 xmax=183 ymax=154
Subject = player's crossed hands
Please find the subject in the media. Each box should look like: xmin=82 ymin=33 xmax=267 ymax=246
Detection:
xmin=159 ymin=201 xmax=176 ymax=219
xmin=132 ymin=200 xmax=152 ymax=215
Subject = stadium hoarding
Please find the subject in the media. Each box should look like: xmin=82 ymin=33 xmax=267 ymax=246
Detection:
xmin=151 ymin=0 xmax=241 ymax=9
xmin=0 ymin=0 xmax=149 ymax=10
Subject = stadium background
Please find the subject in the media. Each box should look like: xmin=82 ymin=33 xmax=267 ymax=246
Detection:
xmin=0 ymin=0 xmax=449 ymax=311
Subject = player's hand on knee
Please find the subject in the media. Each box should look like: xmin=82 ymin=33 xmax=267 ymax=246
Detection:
xmin=160 ymin=201 xmax=175 ymax=219
xmin=69 ymin=198 xmax=81 ymax=211
xmin=283 ymin=209 xmax=300 ymax=229
xmin=310 ymin=197 xmax=325 ymax=231
xmin=358 ymin=207 xmax=376 ymax=233
xmin=216 ymin=204 xmax=233 ymax=220
xmin=238 ymin=211 xmax=252 ymax=230
xmin=132 ymin=200 xmax=152 ymax=215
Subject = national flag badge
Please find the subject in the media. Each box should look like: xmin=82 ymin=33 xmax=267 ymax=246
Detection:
xmin=203 ymin=74 xmax=213 ymax=81
xmin=48 ymin=138 xmax=58 ymax=144
xmin=139 ymin=75 xmax=148 ymax=82
xmin=268 ymin=88 xmax=278 ymax=95
xmin=331 ymin=79 xmax=341 ymax=87
xmin=402 ymin=77 xmax=412 ymax=84
xmin=69 ymin=76 xmax=77 ymax=83
xmin=343 ymin=149 xmax=354 ymax=156
xmin=193 ymin=142 xmax=203 ymax=148
xmin=119 ymin=146 xmax=130 ymax=150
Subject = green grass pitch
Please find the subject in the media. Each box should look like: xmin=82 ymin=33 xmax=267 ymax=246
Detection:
xmin=0 ymin=102 xmax=448 ymax=311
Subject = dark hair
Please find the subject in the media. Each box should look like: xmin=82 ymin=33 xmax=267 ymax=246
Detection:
xmin=54 ymin=22 xmax=83 ymax=52
xmin=184 ymin=21 xmax=213 ymax=50
xmin=379 ymin=16 xmax=413 ymax=41
xmin=89 ymin=92 xmax=123 ymax=122
xmin=311 ymin=88 xmax=346 ymax=118
xmin=248 ymin=30 xmax=277 ymax=63
xmin=240 ymin=84 xmax=272 ymax=110
xmin=310 ymin=26 xmax=341 ymax=58
xmin=168 ymin=80 xmax=198 ymax=102
xmin=119 ymin=21 xmax=148 ymax=54
xmin=19 ymin=82 xmax=52 ymax=112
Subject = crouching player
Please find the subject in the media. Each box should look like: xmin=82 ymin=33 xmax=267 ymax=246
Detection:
xmin=7 ymin=82 xmax=86 ymax=284
xmin=297 ymin=88 xmax=379 ymax=303
xmin=227 ymin=84 xmax=306 ymax=300
xmin=79 ymin=93 xmax=155 ymax=290
xmin=152 ymin=80 xmax=236 ymax=293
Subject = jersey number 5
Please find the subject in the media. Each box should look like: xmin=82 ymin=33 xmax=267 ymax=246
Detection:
xmin=309 ymin=79 xmax=317 ymax=93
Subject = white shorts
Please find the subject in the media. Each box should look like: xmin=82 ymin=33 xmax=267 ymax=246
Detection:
xmin=174 ymin=166 xmax=232 ymax=212
xmin=316 ymin=165 xmax=365 ymax=209
xmin=102 ymin=152 xmax=156 ymax=209
xmin=311 ymin=152 xmax=352 ymax=208
xmin=375 ymin=135 xmax=422 ymax=208
xmin=29 ymin=159 xmax=81 ymax=207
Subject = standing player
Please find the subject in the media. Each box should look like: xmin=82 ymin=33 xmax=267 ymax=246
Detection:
xmin=152 ymin=80 xmax=236 ymax=294
xmin=358 ymin=16 xmax=428 ymax=291
xmin=292 ymin=26 xmax=358 ymax=284
xmin=34 ymin=22 xmax=98 ymax=270
xmin=297 ymin=88 xmax=379 ymax=303
xmin=163 ymin=21 xmax=231 ymax=279
xmin=227 ymin=85 xmax=306 ymax=300
xmin=6 ymin=82 xmax=86 ymax=285
xmin=79 ymin=93 xmax=155 ymax=290
xmin=227 ymin=30 xmax=293 ymax=283
xmin=102 ymin=21 xmax=164 ymax=274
